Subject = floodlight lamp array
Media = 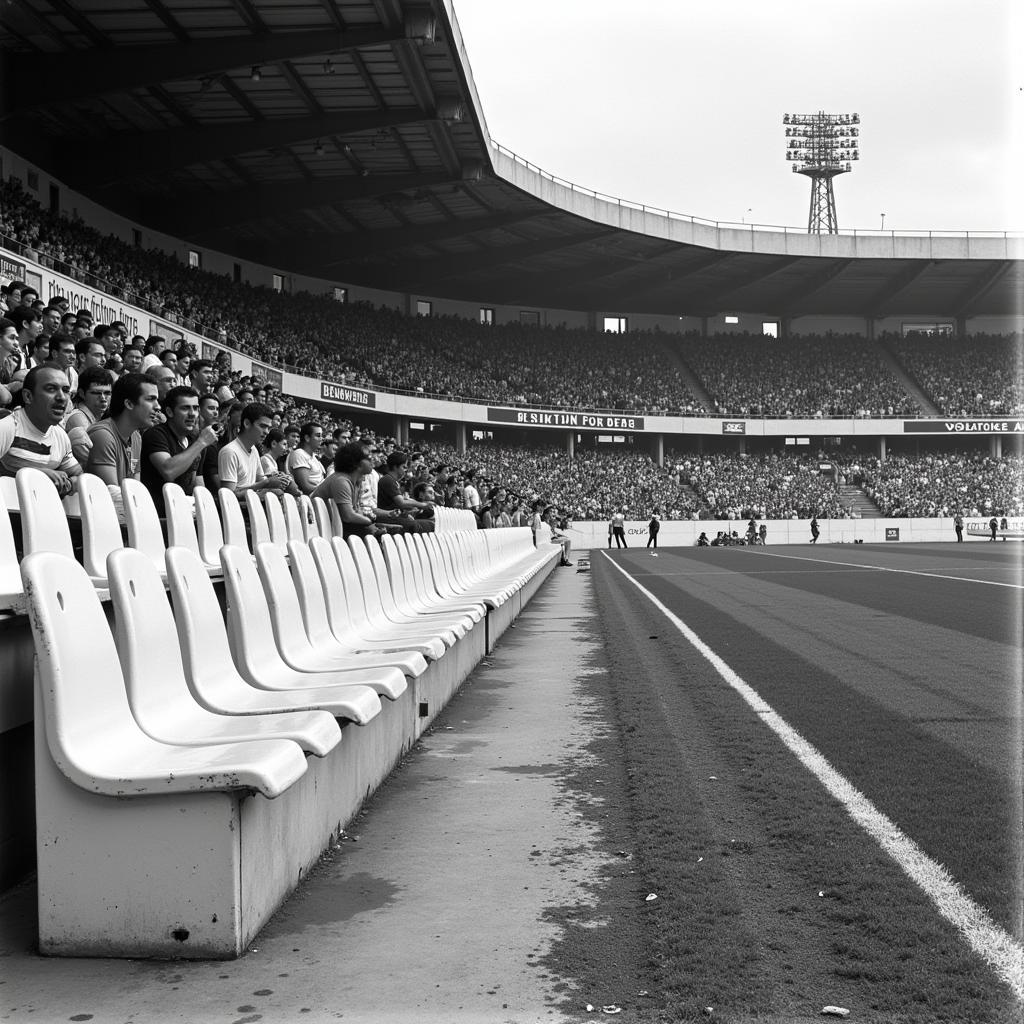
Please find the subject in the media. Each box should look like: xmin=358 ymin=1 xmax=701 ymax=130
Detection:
xmin=782 ymin=111 xmax=861 ymax=174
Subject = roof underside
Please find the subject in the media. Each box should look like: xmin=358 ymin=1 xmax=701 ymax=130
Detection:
xmin=1 ymin=0 xmax=1019 ymax=318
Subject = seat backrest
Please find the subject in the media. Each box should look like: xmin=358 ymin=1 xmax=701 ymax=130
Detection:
xmin=217 ymin=487 xmax=250 ymax=553
xmin=254 ymin=542 xmax=314 ymax=661
xmin=311 ymin=496 xmax=331 ymax=540
xmin=348 ymin=535 xmax=394 ymax=617
xmin=0 ymin=487 xmax=23 ymax=604
xmin=282 ymin=493 xmax=306 ymax=543
xmin=16 ymin=467 xmax=75 ymax=559
xmin=329 ymin=500 xmax=343 ymax=540
xmin=163 ymin=482 xmax=201 ymax=560
xmin=76 ymin=473 xmax=124 ymax=579
xmin=107 ymin=546 xmax=189 ymax=733
xmin=295 ymin=494 xmax=316 ymax=542
xmin=19 ymin=551 xmax=140 ymax=778
xmin=309 ymin=535 xmax=359 ymax=639
xmin=380 ymin=533 xmax=415 ymax=607
xmin=245 ymin=490 xmax=272 ymax=548
xmin=165 ymin=545 xmax=244 ymax=702
xmin=286 ymin=539 xmax=335 ymax=648
xmin=193 ymin=485 xmax=224 ymax=565
xmin=0 ymin=475 xmax=18 ymax=513
xmin=332 ymin=536 xmax=379 ymax=630
xmin=220 ymin=544 xmax=287 ymax=678
xmin=263 ymin=492 xmax=289 ymax=549
xmin=121 ymin=478 xmax=166 ymax=571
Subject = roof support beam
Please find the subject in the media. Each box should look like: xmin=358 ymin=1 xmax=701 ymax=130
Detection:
xmin=949 ymin=262 xmax=1014 ymax=317
xmin=150 ymin=172 xmax=456 ymax=237
xmin=775 ymin=259 xmax=855 ymax=315
xmin=66 ymin=109 xmax=431 ymax=188
xmin=1 ymin=29 xmax=400 ymax=120
xmin=864 ymin=260 xmax=934 ymax=315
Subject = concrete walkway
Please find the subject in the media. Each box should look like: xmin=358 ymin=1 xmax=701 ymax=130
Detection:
xmin=1 ymin=556 xmax=610 ymax=1024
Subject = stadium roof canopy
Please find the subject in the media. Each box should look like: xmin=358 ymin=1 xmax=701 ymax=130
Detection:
xmin=1 ymin=0 xmax=1020 ymax=319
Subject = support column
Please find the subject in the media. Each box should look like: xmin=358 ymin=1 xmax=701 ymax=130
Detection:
xmin=991 ymin=435 xmax=1002 ymax=458
xmin=566 ymin=431 xmax=575 ymax=459
xmin=865 ymin=316 xmax=876 ymax=340
xmin=654 ymin=433 xmax=664 ymax=467
xmin=700 ymin=316 xmax=709 ymax=339
xmin=392 ymin=415 xmax=408 ymax=446
xmin=879 ymin=436 xmax=887 ymax=460
xmin=455 ymin=422 xmax=467 ymax=455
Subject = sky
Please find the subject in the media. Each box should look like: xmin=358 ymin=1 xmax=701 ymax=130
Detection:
xmin=451 ymin=0 xmax=1022 ymax=233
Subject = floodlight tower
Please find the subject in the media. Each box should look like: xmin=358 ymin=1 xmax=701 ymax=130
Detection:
xmin=783 ymin=111 xmax=860 ymax=233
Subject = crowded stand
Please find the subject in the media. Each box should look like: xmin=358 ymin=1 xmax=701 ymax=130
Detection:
xmin=886 ymin=333 xmax=1024 ymax=418
xmin=855 ymin=452 xmax=1023 ymax=518
xmin=670 ymin=451 xmax=852 ymax=520
xmin=679 ymin=332 xmax=922 ymax=418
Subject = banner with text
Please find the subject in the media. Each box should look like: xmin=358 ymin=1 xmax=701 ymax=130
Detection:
xmin=903 ymin=419 xmax=1024 ymax=434
xmin=321 ymin=381 xmax=376 ymax=409
xmin=487 ymin=408 xmax=645 ymax=431
xmin=252 ymin=361 xmax=284 ymax=391
xmin=1 ymin=253 xmax=26 ymax=290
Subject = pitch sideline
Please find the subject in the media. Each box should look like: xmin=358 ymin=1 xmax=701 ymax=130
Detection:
xmin=600 ymin=551 xmax=1024 ymax=1002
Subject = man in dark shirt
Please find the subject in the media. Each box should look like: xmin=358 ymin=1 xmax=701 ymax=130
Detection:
xmin=377 ymin=450 xmax=435 ymax=533
xmin=140 ymin=385 xmax=222 ymax=515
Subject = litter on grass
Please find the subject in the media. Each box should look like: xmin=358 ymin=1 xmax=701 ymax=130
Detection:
xmin=645 ymin=893 xmax=658 ymax=902
xmin=822 ymin=1007 xmax=850 ymax=1018
xmin=602 ymin=1007 xmax=622 ymax=1015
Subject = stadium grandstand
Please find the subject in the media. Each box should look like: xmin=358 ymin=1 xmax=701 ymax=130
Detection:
xmin=0 ymin=0 xmax=1022 ymax=1020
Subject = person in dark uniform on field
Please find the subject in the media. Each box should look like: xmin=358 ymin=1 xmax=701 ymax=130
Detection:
xmin=646 ymin=508 xmax=660 ymax=550
xmin=989 ymin=515 xmax=998 ymax=541
xmin=810 ymin=515 xmax=820 ymax=543
xmin=954 ymin=512 xmax=964 ymax=542
xmin=758 ymin=523 xmax=767 ymax=546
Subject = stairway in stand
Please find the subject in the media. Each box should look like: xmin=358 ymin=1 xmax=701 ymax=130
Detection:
xmin=840 ymin=483 xmax=882 ymax=518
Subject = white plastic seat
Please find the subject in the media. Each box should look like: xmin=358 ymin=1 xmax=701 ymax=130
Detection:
xmin=309 ymin=536 xmax=445 ymax=660
xmin=121 ymin=477 xmax=168 ymax=577
xmin=281 ymin=493 xmax=306 ymax=543
xmin=162 ymin=481 xmax=217 ymax=573
xmin=256 ymin=542 xmax=421 ymax=682
xmin=21 ymin=550 xmax=307 ymax=799
xmin=220 ymin=544 xmax=407 ymax=701
xmin=311 ymin=496 xmax=332 ymax=540
xmin=245 ymin=489 xmax=273 ymax=549
xmin=107 ymin=547 xmax=341 ymax=757
xmin=385 ymin=533 xmax=484 ymax=622
xmin=16 ymin=467 xmax=76 ymax=560
xmin=335 ymin=536 xmax=457 ymax=649
xmin=165 ymin=546 xmax=381 ymax=724
xmin=0 ymin=475 xmax=17 ymax=512
xmin=296 ymin=494 xmax=318 ymax=542
xmin=329 ymin=500 xmax=344 ymax=539
xmin=189 ymin=484 xmax=224 ymax=570
xmin=0 ymin=487 xmax=23 ymax=610
xmin=218 ymin=487 xmax=250 ymax=553
xmin=285 ymin=539 xmax=427 ymax=677
xmin=77 ymin=474 xmax=125 ymax=580
xmin=263 ymin=491 xmax=289 ymax=550
xmin=354 ymin=536 xmax=472 ymax=637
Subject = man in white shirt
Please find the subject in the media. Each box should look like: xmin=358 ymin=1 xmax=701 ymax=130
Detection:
xmin=218 ymin=403 xmax=293 ymax=496
xmin=286 ymin=422 xmax=326 ymax=495
xmin=0 ymin=366 xmax=81 ymax=497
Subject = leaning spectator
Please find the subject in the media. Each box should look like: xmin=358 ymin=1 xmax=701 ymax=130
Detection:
xmin=0 ymin=317 xmax=19 ymax=409
xmin=312 ymin=442 xmax=380 ymax=540
xmin=85 ymin=372 xmax=160 ymax=487
xmin=141 ymin=385 xmax=222 ymax=515
xmin=261 ymin=428 xmax=288 ymax=477
xmin=65 ymin=365 xmax=113 ymax=466
xmin=0 ymin=365 xmax=80 ymax=496
xmin=377 ymin=450 xmax=434 ymax=532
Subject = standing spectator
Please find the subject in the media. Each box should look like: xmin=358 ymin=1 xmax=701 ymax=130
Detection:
xmin=286 ymin=422 xmax=326 ymax=495
xmin=0 ymin=366 xmax=80 ymax=496
xmin=85 ymin=373 xmax=160 ymax=487
xmin=810 ymin=516 xmax=820 ymax=543
xmin=463 ymin=468 xmax=482 ymax=516
xmin=758 ymin=523 xmax=767 ymax=546
xmin=954 ymin=512 xmax=964 ymax=543
xmin=141 ymin=385 xmax=222 ymax=515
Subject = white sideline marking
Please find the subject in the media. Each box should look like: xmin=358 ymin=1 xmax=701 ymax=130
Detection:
xmin=601 ymin=552 xmax=1024 ymax=1002
xmin=746 ymin=548 xmax=1024 ymax=590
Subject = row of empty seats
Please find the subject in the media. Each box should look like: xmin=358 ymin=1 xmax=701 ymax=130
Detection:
xmin=8 ymin=467 xmax=560 ymax=958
